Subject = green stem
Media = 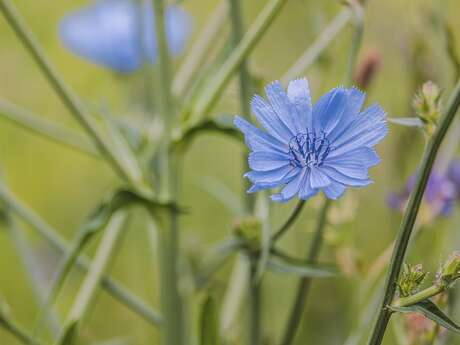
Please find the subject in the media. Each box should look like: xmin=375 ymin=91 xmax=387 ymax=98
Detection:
xmin=151 ymin=1 xmax=183 ymax=345
xmin=0 ymin=100 xmax=97 ymax=157
xmin=249 ymin=260 xmax=261 ymax=345
xmin=0 ymin=183 xmax=162 ymax=327
xmin=393 ymin=285 xmax=443 ymax=308
xmin=367 ymin=79 xmax=460 ymax=345
xmin=271 ymin=200 xmax=306 ymax=243
xmin=172 ymin=1 xmax=228 ymax=97
xmin=281 ymin=8 xmax=352 ymax=83
xmin=0 ymin=310 xmax=43 ymax=345
xmin=228 ymin=0 xmax=255 ymax=213
xmin=0 ymin=0 xmax=149 ymax=195
xmin=186 ymin=0 xmax=289 ymax=128
xmin=4 ymin=214 xmax=60 ymax=335
xmin=55 ymin=212 xmax=128 ymax=345
xmin=279 ymin=199 xmax=330 ymax=345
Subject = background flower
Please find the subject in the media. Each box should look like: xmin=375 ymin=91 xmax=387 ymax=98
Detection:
xmin=235 ymin=79 xmax=387 ymax=203
xmin=59 ymin=0 xmax=192 ymax=73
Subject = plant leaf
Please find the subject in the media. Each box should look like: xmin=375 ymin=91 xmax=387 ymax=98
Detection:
xmin=388 ymin=117 xmax=424 ymax=127
xmin=267 ymin=258 xmax=337 ymax=278
xmin=200 ymin=295 xmax=220 ymax=345
xmin=389 ymin=299 xmax=460 ymax=334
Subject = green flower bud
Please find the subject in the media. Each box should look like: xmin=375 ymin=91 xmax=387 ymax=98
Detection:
xmin=437 ymin=251 xmax=460 ymax=288
xmin=397 ymin=263 xmax=427 ymax=297
xmin=413 ymin=81 xmax=442 ymax=135
xmin=232 ymin=216 xmax=261 ymax=252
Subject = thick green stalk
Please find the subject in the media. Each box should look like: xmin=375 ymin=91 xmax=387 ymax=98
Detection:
xmin=0 ymin=100 xmax=97 ymax=157
xmin=186 ymin=0 xmax=289 ymax=128
xmin=55 ymin=212 xmax=127 ymax=345
xmin=151 ymin=1 xmax=183 ymax=345
xmin=279 ymin=199 xmax=330 ymax=345
xmin=367 ymin=79 xmax=460 ymax=345
xmin=0 ymin=0 xmax=149 ymax=195
xmin=0 ymin=184 xmax=162 ymax=327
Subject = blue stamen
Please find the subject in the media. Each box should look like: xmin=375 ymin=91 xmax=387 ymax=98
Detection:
xmin=289 ymin=132 xmax=333 ymax=168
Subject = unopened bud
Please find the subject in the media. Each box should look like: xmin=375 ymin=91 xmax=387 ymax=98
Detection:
xmin=397 ymin=263 xmax=427 ymax=297
xmin=354 ymin=48 xmax=381 ymax=90
xmin=413 ymin=81 xmax=442 ymax=135
xmin=232 ymin=216 xmax=261 ymax=252
xmin=437 ymin=251 xmax=460 ymax=288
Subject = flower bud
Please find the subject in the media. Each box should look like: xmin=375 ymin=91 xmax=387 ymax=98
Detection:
xmin=437 ymin=251 xmax=460 ymax=288
xmin=413 ymin=81 xmax=442 ymax=135
xmin=397 ymin=263 xmax=427 ymax=297
xmin=232 ymin=216 xmax=261 ymax=252
xmin=354 ymin=48 xmax=381 ymax=90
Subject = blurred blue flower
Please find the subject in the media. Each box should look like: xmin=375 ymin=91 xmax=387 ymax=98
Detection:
xmin=59 ymin=0 xmax=192 ymax=73
xmin=388 ymin=161 xmax=460 ymax=219
xmin=234 ymin=79 xmax=387 ymax=203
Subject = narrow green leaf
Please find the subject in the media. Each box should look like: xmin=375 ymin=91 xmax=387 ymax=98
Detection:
xmin=200 ymin=296 xmax=220 ymax=345
xmin=389 ymin=299 xmax=460 ymax=334
xmin=267 ymin=258 xmax=337 ymax=278
xmin=58 ymin=320 xmax=79 ymax=345
xmin=388 ymin=117 xmax=424 ymax=127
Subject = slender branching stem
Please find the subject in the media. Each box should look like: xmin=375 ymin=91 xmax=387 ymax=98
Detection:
xmin=279 ymin=199 xmax=330 ymax=345
xmin=367 ymin=79 xmax=460 ymax=345
xmin=0 ymin=0 xmax=149 ymax=195
xmin=186 ymin=0 xmax=289 ymax=128
xmin=0 ymin=310 xmax=43 ymax=345
xmin=393 ymin=285 xmax=443 ymax=308
xmin=152 ymin=1 xmax=183 ymax=345
xmin=55 ymin=212 xmax=128 ymax=345
xmin=271 ymin=200 xmax=306 ymax=243
xmin=0 ymin=183 xmax=162 ymax=327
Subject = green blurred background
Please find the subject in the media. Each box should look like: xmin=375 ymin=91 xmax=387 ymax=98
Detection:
xmin=1 ymin=0 xmax=460 ymax=344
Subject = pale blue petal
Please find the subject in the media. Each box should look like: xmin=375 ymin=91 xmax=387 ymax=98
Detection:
xmin=309 ymin=167 xmax=332 ymax=188
xmin=298 ymin=170 xmax=319 ymax=200
xmin=325 ymin=147 xmax=380 ymax=168
xmin=248 ymin=151 xmax=291 ymax=172
xmin=234 ymin=116 xmax=287 ymax=153
xmin=327 ymin=87 xmax=365 ymax=142
xmin=287 ymin=78 xmax=312 ymax=129
xmin=323 ymin=161 xmax=368 ymax=180
xmin=245 ymin=165 xmax=298 ymax=183
xmin=323 ymin=182 xmax=347 ymax=200
xmin=265 ymin=81 xmax=301 ymax=135
xmin=329 ymin=103 xmax=387 ymax=156
xmin=321 ymin=166 xmax=373 ymax=187
xmin=312 ymin=87 xmax=348 ymax=134
xmin=251 ymin=95 xmax=292 ymax=141
xmin=270 ymin=169 xmax=306 ymax=203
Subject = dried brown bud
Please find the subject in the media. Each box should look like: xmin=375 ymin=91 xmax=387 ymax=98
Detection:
xmin=354 ymin=48 xmax=382 ymax=90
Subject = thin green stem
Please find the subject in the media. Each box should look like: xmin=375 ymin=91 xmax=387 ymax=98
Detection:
xmin=393 ymin=285 xmax=443 ymax=308
xmin=228 ymin=0 xmax=255 ymax=213
xmin=271 ymin=200 xmax=306 ymax=243
xmin=367 ymin=79 xmax=460 ymax=345
xmin=4 ymin=214 xmax=60 ymax=335
xmin=249 ymin=260 xmax=261 ymax=345
xmin=151 ymin=1 xmax=183 ymax=345
xmin=0 ymin=100 xmax=97 ymax=157
xmin=0 ymin=310 xmax=43 ymax=345
xmin=55 ymin=212 xmax=127 ymax=345
xmin=279 ymin=198 xmax=330 ymax=345
xmin=0 ymin=0 xmax=149 ymax=195
xmin=281 ymin=8 xmax=352 ymax=83
xmin=172 ymin=1 xmax=228 ymax=97
xmin=0 ymin=183 xmax=162 ymax=327
xmin=185 ymin=0 xmax=289 ymax=128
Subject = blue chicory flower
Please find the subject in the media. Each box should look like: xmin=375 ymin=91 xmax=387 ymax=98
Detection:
xmin=388 ymin=161 xmax=460 ymax=218
xmin=59 ymin=0 xmax=192 ymax=73
xmin=234 ymin=79 xmax=387 ymax=203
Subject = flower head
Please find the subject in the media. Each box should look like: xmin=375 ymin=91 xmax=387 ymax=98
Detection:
xmin=234 ymin=79 xmax=387 ymax=203
xmin=60 ymin=0 xmax=192 ymax=73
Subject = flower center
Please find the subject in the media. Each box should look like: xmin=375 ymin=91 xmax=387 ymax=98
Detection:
xmin=288 ymin=132 xmax=333 ymax=168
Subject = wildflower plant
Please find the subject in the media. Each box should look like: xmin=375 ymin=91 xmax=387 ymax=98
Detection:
xmin=1 ymin=1 xmax=460 ymax=345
